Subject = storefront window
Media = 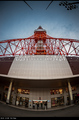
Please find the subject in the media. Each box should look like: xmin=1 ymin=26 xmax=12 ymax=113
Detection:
xmin=72 ymin=86 xmax=76 ymax=91
xmin=66 ymin=86 xmax=76 ymax=93
xmin=50 ymin=89 xmax=63 ymax=95
xmin=4 ymin=86 xmax=14 ymax=91
xmin=16 ymin=96 xmax=29 ymax=107
xmin=18 ymin=89 xmax=21 ymax=93
xmin=59 ymin=89 xmax=63 ymax=94
xmin=51 ymin=96 xmax=64 ymax=107
xmin=17 ymin=89 xmax=30 ymax=95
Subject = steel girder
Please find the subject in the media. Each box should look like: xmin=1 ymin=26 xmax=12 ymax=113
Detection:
xmin=0 ymin=34 xmax=79 ymax=57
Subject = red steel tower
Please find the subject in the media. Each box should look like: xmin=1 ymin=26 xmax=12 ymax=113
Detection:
xmin=0 ymin=26 xmax=79 ymax=57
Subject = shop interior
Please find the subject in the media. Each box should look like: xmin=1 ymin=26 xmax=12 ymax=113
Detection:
xmin=16 ymin=96 xmax=29 ymax=107
xmin=32 ymin=100 xmax=47 ymax=109
xmin=51 ymin=96 xmax=64 ymax=107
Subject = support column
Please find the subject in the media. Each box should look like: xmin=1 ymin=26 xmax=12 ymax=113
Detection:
xmin=6 ymin=80 xmax=13 ymax=104
xmin=68 ymin=80 xmax=73 ymax=104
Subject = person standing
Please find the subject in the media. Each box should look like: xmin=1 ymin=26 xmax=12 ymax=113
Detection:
xmin=37 ymin=102 xmax=39 ymax=109
xmin=33 ymin=102 xmax=35 ymax=109
xmin=44 ymin=101 xmax=47 ymax=110
xmin=41 ymin=102 xmax=43 ymax=109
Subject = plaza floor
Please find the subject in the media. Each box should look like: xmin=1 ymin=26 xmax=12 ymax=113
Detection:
xmin=0 ymin=101 xmax=79 ymax=117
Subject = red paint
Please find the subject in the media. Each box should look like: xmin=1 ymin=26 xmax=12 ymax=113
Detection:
xmin=0 ymin=26 xmax=79 ymax=56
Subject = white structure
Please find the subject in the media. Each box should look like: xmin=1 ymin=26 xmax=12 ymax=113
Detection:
xmin=0 ymin=55 xmax=79 ymax=109
xmin=8 ymin=55 xmax=73 ymax=79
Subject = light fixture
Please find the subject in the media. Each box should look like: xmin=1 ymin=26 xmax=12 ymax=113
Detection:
xmin=59 ymin=1 xmax=79 ymax=10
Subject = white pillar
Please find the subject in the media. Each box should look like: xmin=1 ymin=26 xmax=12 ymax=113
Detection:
xmin=68 ymin=81 xmax=73 ymax=104
xmin=6 ymin=81 xmax=13 ymax=104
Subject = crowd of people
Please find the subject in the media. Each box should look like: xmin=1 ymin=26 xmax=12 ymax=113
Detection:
xmin=33 ymin=101 xmax=47 ymax=109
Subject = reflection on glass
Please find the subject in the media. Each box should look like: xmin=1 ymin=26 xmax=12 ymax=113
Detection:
xmin=50 ymin=89 xmax=63 ymax=95
xmin=17 ymin=89 xmax=30 ymax=95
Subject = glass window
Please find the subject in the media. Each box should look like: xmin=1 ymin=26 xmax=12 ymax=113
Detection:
xmin=56 ymin=89 xmax=59 ymax=94
xmin=66 ymin=86 xmax=76 ymax=92
xmin=16 ymin=96 xmax=29 ymax=107
xmin=51 ymin=98 xmax=56 ymax=107
xmin=18 ymin=89 xmax=21 ymax=93
xmin=72 ymin=86 xmax=76 ymax=91
xmin=4 ymin=86 xmax=14 ymax=91
xmin=50 ymin=89 xmax=63 ymax=95
xmin=51 ymin=96 xmax=64 ymax=107
xmin=17 ymin=89 xmax=30 ymax=95
xmin=59 ymin=89 xmax=63 ymax=94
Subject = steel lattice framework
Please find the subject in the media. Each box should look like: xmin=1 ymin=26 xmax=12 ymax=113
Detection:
xmin=0 ymin=28 xmax=79 ymax=57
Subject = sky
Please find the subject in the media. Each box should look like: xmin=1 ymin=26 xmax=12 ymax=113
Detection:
xmin=0 ymin=1 xmax=79 ymax=41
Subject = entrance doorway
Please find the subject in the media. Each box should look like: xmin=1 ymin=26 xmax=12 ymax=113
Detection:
xmin=32 ymin=100 xmax=47 ymax=109
xmin=16 ymin=96 xmax=29 ymax=108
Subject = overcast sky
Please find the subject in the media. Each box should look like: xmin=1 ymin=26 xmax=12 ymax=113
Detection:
xmin=0 ymin=1 xmax=79 ymax=41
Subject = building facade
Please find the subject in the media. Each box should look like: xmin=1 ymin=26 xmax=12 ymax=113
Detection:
xmin=0 ymin=26 xmax=79 ymax=109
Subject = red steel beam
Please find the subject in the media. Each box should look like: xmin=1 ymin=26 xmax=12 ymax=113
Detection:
xmin=0 ymin=33 xmax=79 ymax=57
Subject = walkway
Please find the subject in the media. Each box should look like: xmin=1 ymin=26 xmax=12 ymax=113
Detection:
xmin=0 ymin=100 xmax=74 ymax=111
xmin=0 ymin=101 xmax=79 ymax=117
